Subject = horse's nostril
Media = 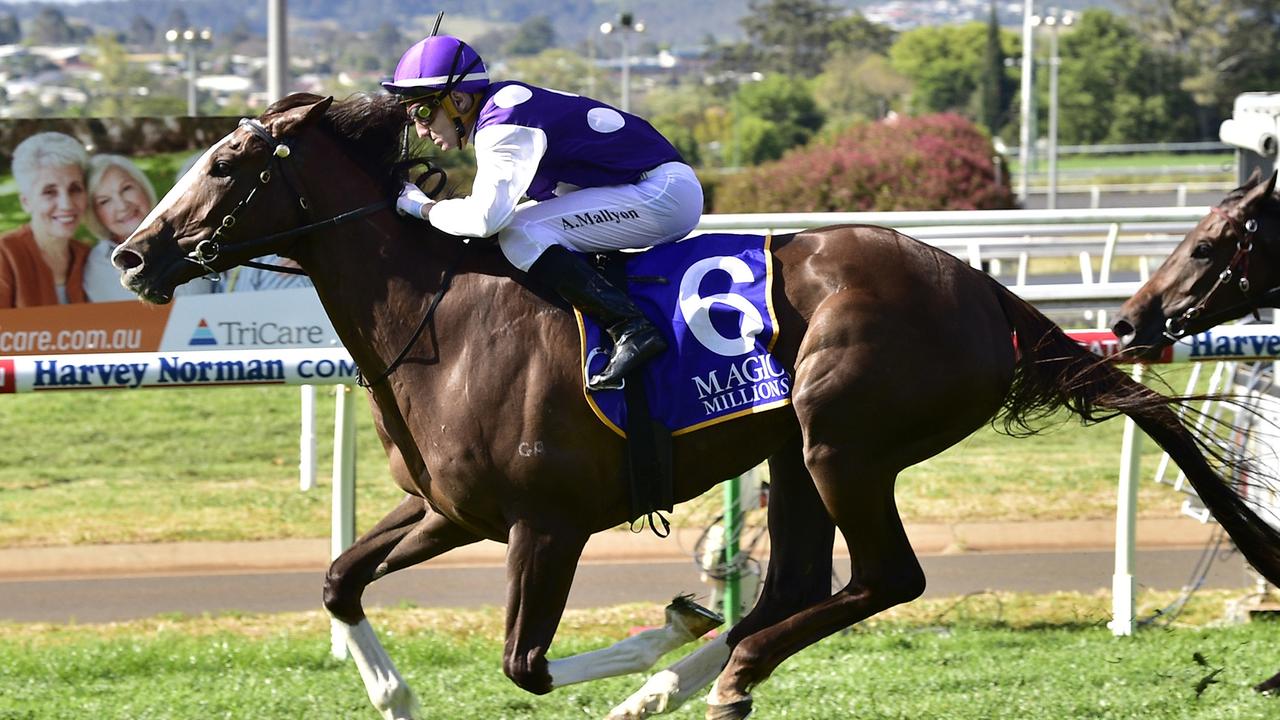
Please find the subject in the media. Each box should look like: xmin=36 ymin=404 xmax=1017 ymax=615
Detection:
xmin=112 ymin=247 xmax=143 ymax=271
xmin=1112 ymin=319 xmax=1134 ymax=340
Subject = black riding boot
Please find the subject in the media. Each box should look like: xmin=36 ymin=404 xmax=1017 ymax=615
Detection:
xmin=527 ymin=245 xmax=667 ymax=391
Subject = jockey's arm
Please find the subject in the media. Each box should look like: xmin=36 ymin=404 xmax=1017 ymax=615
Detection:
xmin=425 ymin=124 xmax=547 ymax=239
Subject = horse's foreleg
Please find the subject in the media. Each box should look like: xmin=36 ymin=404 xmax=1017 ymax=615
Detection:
xmin=325 ymin=496 xmax=480 ymax=720
xmin=502 ymin=521 xmax=589 ymax=694
xmin=608 ymin=436 xmax=830 ymax=719
xmin=604 ymin=634 xmax=731 ymax=720
xmin=547 ymin=595 xmax=723 ymax=687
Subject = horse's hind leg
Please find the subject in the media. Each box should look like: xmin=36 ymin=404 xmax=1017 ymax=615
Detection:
xmin=607 ymin=435 xmax=833 ymax=719
xmin=707 ymin=449 xmax=922 ymax=719
xmin=324 ymin=494 xmax=481 ymax=720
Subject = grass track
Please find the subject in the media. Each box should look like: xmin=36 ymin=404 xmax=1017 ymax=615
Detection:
xmin=0 ymin=381 xmax=1192 ymax=547
xmin=2 ymin=593 xmax=1279 ymax=719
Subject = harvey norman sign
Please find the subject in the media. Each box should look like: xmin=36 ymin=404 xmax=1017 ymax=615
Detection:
xmin=1068 ymin=325 xmax=1280 ymax=363
xmin=4 ymin=348 xmax=356 ymax=393
xmin=0 ymin=288 xmax=357 ymax=393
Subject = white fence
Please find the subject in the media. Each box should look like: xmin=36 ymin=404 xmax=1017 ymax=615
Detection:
xmin=3 ymin=205 xmax=1236 ymax=650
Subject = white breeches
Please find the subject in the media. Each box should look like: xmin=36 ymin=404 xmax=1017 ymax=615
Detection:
xmin=497 ymin=161 xmax=704 ymax=271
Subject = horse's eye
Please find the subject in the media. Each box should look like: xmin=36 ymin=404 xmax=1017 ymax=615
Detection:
xmin=210 ymin=160 xmax=233 ymax=178
xmin=1190 ymin=242 xmax=1214 ymax=259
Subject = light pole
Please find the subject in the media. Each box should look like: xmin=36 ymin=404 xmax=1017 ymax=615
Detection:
xmin=165 ymin=27 xmax=213 ymax=117
xmin=1033 ymin=8 xmax=1074 ymax=210
xmin=268 ymin=0 xmax=289 ymax=103
xmin=599 ymin=12 xmax=644 ymax=112
xmin=1017 ymin=0 xmax=1035 ymax=205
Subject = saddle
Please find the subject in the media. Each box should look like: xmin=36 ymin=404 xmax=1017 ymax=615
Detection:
xmin=578 ymin=233 xmax=792 ymax=535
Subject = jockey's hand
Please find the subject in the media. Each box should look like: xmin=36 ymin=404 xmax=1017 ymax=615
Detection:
xmin=396 ymin=181 xmax=434 ymax=220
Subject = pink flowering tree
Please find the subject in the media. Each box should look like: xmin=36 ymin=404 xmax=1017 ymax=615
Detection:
xmin=712 ymin=113 xmax=1015 ymax=213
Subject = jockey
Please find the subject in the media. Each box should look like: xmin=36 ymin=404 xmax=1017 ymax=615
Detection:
xmin=383 ymin=34 xmax=704 ymax=392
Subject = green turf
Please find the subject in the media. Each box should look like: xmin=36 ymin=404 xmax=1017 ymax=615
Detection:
xmin=0 ymin=378 xmax=1195 ymax=547
xmin=1 ymin=593 xmax=1277 ymax=720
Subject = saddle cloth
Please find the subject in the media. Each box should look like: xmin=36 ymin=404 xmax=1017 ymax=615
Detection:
xmin=578 ymin=232 xmax=793 ymax=437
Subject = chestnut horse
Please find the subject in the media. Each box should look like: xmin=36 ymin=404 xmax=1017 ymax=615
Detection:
xmin=1115 ymin=168 xmax=1280 ymax=693
xmin=1114 ymin=169 xmax=1280 ymax=358
xmin=112 ymin=94 xmax=1280 ymax=720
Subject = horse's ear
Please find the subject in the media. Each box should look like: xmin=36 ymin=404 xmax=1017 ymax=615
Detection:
xmin=270 ymin=96 xmax=334 ymax=138
xmin=1245 ymin=166 xmax=1264 ymax=187
xmin=1242 ymin=169 xmax=1279 ymax=210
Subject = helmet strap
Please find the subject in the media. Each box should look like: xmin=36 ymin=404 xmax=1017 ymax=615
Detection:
xmin=438 ymin=93 xmax=479 ymax=150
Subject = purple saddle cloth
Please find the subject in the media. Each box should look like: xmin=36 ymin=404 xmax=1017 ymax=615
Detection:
xmin=579 ymin=233 xmax=793 ymax=437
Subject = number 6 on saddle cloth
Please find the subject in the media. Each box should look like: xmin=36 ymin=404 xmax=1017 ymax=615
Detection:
xmin=577 ymin=233 xmax=791 ymax=533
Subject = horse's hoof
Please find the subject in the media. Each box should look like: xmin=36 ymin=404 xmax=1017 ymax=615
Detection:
xmin=668 ymin=595 xmax=724 ymax=640
xmin=1254 ymin=671 xmax=1280 ymax=694
xmin=705 ymin=698 xmax=752 ymax=720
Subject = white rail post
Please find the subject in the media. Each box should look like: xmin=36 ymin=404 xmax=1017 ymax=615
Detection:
xmin=300 ymin=385 xmax=316 ymax=491
xmin=330 ymin=383 xmax=358 ymax=659
xmin=1109 ymin=364 xmax=1145 ymax=637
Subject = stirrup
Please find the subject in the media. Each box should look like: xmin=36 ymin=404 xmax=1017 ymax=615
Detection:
xmin=586 ymin=325 xmax=666 ymax=391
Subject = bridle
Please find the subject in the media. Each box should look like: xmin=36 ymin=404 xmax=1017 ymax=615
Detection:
xmin=182 ymin=115 xmax=458 ymax=387
xmin=184 ymin=117 xmax=396 ymax=276
xmin=1164 ymin=205 xmax=1265 ymax=340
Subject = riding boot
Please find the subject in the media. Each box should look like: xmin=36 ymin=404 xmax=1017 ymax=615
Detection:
xmin=527 ymin=245 xmax=667 ymax=391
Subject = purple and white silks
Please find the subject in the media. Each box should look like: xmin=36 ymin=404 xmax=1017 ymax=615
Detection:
xmin=476 ymin=81 xmax=683 ymax=201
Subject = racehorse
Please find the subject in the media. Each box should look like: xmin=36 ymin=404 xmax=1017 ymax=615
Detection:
xmin=1114 ymin=168 xmax=1280 ymax=694
xmin=1114 ymin=169 xmax=1280 ymax=359
xmin=111 ymin=93 xmax=1280 ymax=720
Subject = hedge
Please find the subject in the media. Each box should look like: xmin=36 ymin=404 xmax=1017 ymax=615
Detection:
xmin=711 ymin=113 xmax=1015 ymax=213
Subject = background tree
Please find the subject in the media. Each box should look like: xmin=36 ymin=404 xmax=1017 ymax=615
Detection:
xmin=1054 ymin=9 xmax=1197 ymax=143
xmin=732 ymin=74 xmax=824 ymax=161
xmin=813 ymin=50 xmax=911 ymax=130
xmin=504 ymin=48 xmax=609 ymax=97
xmin=126 ymin=15 xmax=155 ymax=48
xmin=1121 ymin=0 xmax=1280 ymax=135
xmin=162 ymin=7 xmax=190 ymax=34
xmin=889 ymin=22 xmax=992 ymax=118
xmin=87 ymin=33 xmax=159 ymax=117
xmin=0 ymin=11 xmax=21 ymax=45
xmin=979 ymin=1 xmax=1014 ymax=136
xmin=506 ymin=15 xmax=555 ymax=57
xmin=28 ymin=7 xmax=78 ymax=44
xmin=738 ymin=0 xmax=845 ymax=76
xmin=732 ymin=0 xmax=892 ymax=77
xmin=367 ymin=22 xmax=404 ymax=75
xmin=640 ymin=83 xmax=727 ymax=167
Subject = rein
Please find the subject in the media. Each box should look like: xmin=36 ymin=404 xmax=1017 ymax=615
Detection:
xmin=1164 ymin=205 xmax=1263 ymax=340
xmin=185 ymin=118 xmax=393 ymax=276
xmin=186 ymin=115 xmax=463 ymax=387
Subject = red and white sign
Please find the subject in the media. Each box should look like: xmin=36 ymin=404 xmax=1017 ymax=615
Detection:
xmin=0 ymin=358 xmax=14 ymax=394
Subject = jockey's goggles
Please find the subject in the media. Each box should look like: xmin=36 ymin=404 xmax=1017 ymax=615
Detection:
xmin=407 ymin=93 xmax=450 ymax=123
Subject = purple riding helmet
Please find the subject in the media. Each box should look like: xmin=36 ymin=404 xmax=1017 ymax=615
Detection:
xmin=382 ymin=35 xmax=488 ymax=97
xmin=382 ymin=35 xmax=489 ymax=145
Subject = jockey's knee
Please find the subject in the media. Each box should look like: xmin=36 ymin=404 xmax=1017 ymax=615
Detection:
xmin=498 ymin=225 xmax=555 ymax=272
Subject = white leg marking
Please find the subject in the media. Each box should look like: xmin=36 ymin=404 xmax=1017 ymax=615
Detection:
xmin=606 ymin=635 xmax=731 ymax=719
xmin=343 ymin=619 xmax=422 ymax=720
xmin=548 ymin=599 xmax=720 ymax=688
xmin=548 ymin=623 xmax=693 ymax=687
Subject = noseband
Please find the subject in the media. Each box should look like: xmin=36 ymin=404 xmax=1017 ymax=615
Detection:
xmin=1164 ymin=205 xmax=1260 ymax=340
xmin=184 ymin=118 xmax=393 ymax=275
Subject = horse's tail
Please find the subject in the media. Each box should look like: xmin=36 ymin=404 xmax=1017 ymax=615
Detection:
xmin=988 ymin=278 xmax=1280 ymax=586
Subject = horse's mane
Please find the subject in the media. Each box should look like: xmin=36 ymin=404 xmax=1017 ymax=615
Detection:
xmin=264 ymin=92 xmax=410 ymax=185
